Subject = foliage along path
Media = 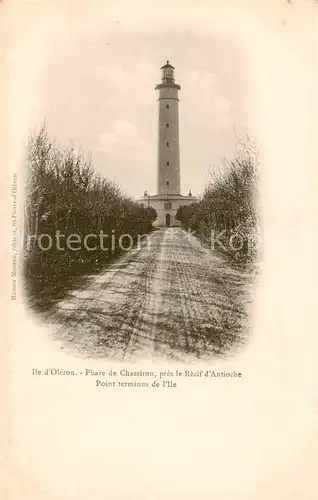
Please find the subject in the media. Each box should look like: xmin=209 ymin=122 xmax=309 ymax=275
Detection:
xmin=46 ymin=228 xmax=253 ymax=361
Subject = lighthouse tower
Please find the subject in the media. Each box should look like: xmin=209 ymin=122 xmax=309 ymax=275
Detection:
xmin=140 ymin=61 xmax=197 ymax=227
xmin=156 ymin=61 xmax=181 ymax=195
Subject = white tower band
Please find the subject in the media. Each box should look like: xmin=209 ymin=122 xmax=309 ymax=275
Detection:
xmin=140 ymin=61 xmax=197 ymax=227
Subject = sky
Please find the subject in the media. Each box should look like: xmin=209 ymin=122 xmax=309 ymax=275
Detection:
xmin=39 ymin=31 xmax=250 ymax=198
xmin=5 ymin=0 xmax=318 ymax=199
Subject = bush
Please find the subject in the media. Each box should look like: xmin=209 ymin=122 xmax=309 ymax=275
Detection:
xmin=176 ymin=137 xmax=259 ymax=264
xmin=24 ymin=124 xmax=157 ymax=309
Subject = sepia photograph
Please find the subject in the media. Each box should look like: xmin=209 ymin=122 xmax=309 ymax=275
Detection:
xmin=22 ymin=12 xmax=259 ymax=361
xmin=3 ymin=2 xmax=318 ymax=499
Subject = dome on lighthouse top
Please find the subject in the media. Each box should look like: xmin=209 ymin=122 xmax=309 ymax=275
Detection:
xmin=160 ymin=60 xmax=175 ymax=69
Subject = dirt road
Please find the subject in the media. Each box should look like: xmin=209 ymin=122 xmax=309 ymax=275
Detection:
xmin=47 ymin=228 xmax=253 ymax=361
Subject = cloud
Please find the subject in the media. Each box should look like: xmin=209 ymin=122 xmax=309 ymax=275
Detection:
xmin=98 ymin=121 xmax=139 ymax=152
xmin=98 ymin=132 xmax=117 ymax=152
xmin=114 ymin=120 xmax=139 ymax=138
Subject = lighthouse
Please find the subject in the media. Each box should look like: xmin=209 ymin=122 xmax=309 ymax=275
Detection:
xmin=156 ymin=61 xmax=181 ymax=195
xmin=140 ymin=61 xmax=197 ymax=227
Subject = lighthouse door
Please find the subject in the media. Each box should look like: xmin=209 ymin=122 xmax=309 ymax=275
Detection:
xmin=165 ymin=213 xmax=171 ymax=227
